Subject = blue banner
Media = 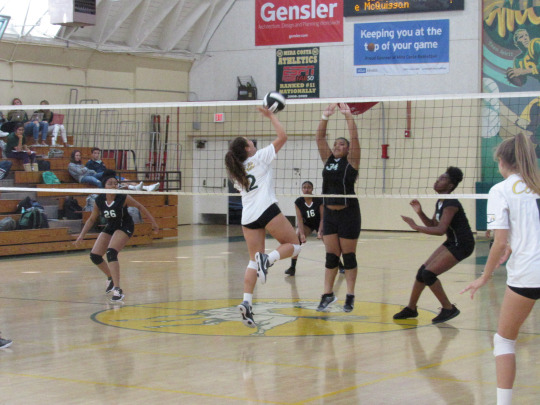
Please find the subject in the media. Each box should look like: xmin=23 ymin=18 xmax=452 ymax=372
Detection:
xmin=354 ymin=19 xmax=449 ymax=76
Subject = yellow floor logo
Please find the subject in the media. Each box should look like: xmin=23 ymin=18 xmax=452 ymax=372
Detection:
xmin=92 ymin=299 xmax=434 ymax=336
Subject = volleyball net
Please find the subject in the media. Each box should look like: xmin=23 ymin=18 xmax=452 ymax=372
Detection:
xmin=1 ymin=91 xmax=539 ymax=200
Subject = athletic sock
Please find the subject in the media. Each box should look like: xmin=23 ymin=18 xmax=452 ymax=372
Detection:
xmin=290 ymin=258 xmax=297 ymax=268
xmin=268 ymin=250 xmax=280 ymax=265
xmin=243 ymin=293 xmax=253 ymax=307
xmin=496 ymin=388 xmax=512 ymax=405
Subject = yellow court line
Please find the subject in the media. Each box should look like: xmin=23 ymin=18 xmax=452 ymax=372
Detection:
xmin=5 ymin=336 xmax=540 ymax=404
xmin=0 ymin=371 xmax=289 ymax=405
xmin=293 ymin=345 xmax=514 ymax=404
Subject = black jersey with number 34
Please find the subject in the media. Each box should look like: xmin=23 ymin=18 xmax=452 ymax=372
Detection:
xmin=322 ymin=155 xmax=359 ymax=207
xmin=95 ymin=194 xmax=132 ymax=228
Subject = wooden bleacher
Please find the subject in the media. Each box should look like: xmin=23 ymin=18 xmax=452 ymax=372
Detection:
xmin=0 ymin=143 xmax=178 ymax=256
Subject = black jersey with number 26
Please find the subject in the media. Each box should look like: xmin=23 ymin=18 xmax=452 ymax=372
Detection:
xmin=95 ymin=194 xmax=133 ymax=228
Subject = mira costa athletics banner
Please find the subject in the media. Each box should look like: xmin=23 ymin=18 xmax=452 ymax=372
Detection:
xmin=276 ymin=47 xmax=320 ymax=98
xmin=256 ymin=0 xmax=343 ymax=46
xmin=353 ymin=19 xmax=449 ymax=76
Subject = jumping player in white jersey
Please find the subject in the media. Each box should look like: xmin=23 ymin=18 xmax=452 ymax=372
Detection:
xmin=224 ymin=107 xmax=300 ymax=328
xmin=461 ymin=133 xmax=540 ymax=405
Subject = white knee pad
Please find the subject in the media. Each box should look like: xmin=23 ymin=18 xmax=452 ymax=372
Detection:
xmin=292 ymin=244 xmax=302 ymax=257
xmin=247 ymin=260 xmax=257 ymax=270
xmin=493 ymin=333 xmax=516 ymax=357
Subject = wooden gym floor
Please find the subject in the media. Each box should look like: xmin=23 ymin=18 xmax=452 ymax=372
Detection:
xmin=0 ymin=225 xmax=539 ymax=404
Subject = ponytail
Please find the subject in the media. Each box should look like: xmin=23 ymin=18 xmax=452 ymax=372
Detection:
xmin=224 ymin=137 xmax=250 ymax=190
xmin=496 ymin=133 xmax=540 ymax=195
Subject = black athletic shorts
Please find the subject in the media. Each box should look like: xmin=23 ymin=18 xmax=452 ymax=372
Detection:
xmin=303 ymin=220 xmax=319 ymax=233
xmin=443 ymin=239 xmax=475 ymax=261
xmin=243 ymin=203 xmax=281 ymax=230
xmin=509 ymin=286 xmax=540 ymax=300
xmin=102 ymin=221 xmax=134 ymax=238
xmin=323 ymin=205 xmax=361 ymax=239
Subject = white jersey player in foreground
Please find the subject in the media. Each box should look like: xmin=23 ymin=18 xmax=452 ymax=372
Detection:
xmin=461 ymin=133 xmax=540 ymax=405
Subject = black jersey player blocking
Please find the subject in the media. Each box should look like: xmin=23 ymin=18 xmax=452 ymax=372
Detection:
xmin=315 ymin=103 xmax=361 ymax=313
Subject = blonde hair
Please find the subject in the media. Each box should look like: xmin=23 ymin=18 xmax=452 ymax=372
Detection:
xmin=495 ymin=133 xmax=540 ymax=195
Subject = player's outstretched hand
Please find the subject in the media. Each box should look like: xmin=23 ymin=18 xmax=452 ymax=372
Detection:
xmin=460 ymin=277 xmax=488 ymax=300
xmin=323 ymin=103 xmax=337 ymax=118
xmin=258 ymin=105 xmax=274 ymax=118
xmin=73 ymin=235 xmax=84 ymax=245
xmin=401 ymin=215 xmax=416 ymax=230
xmin=338 ymin=103 xmax=352 ymax=117
xmin=409 ymin=199 xmax=422 ymax=214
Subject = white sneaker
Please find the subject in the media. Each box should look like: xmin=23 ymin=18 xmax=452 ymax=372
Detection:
xmin=0 ymin=337 xmax=12 ymax=349
xmin=128 ymin=182 xmax=143 ymax=191
xmin=143 ymin=183 xmax=160 ymax=192
xmin=110 ymin=287 xmax=124 ymax=302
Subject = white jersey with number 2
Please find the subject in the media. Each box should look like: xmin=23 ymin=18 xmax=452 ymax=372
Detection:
xmin=235 ymin=144 xmax=278 ymax=225
xmin=487 ymin=173 xmax=540 ymax=287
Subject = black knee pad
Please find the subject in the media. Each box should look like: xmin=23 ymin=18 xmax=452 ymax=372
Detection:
xmin=342 ymin=252 xmax=357 ymax=270
xmin=90 ymin=252 xmax=104 ymax=265
xmin=106 ymin=248 xmax=119 ymax=263
xmin=415 ymin=265 xmax=426 ymax=283
xmin=422 ymin=269 xmax=438 ymax=286
xmin=325 ymin=253 xmax=340 ymax=269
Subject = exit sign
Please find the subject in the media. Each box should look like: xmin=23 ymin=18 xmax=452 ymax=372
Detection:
xmin=214 ymin=113 xmax=225 ymax=123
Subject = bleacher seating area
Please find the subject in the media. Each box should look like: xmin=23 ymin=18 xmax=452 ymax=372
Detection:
xmin=0 ymin=135 xmax=178 ymax=256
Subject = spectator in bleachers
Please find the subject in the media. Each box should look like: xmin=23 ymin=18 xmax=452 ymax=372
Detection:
xmin=6 ymin=98 xmax=28 ymax=123
xmin=37 ymin=100 xmax=70 ymax=147
xmin=0 ymin=159 xmax=12 ymax=180
xmin=5 ymin=123 xmax=37 ymax=172
xmin=0 ymin=112 xmax=8 ymax=137
xmin=8 ymin=98 xmax=49 ymax=146
xmin=87 ymin=147 xmax=159 ymax=191
xmin=68 ymin=150 xmax=102 ymax=187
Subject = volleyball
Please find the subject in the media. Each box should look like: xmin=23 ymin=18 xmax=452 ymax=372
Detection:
xmin=263 ymin=91 xmax=286 ymax=113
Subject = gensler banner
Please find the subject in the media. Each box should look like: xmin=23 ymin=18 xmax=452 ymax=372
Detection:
xmin=256 ymin=0 xmax=343 ymax=46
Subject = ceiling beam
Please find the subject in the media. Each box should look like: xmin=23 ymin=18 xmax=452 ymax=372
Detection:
xmin=189 ymin=0 xmax=236 ymax=54
xmin=159 ymin=1 xmax=211 ymax=52
xmin=127 ymin=0 xmax=178 ymax=49
xmin=92 ymin=0 xmax=143 ymax=46
xmin=158 ymin=0 xmax=186 ymax=51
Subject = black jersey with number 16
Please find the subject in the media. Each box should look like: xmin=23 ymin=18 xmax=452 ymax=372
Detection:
xmin=294 ymin=197 xmax=322 ymax=231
